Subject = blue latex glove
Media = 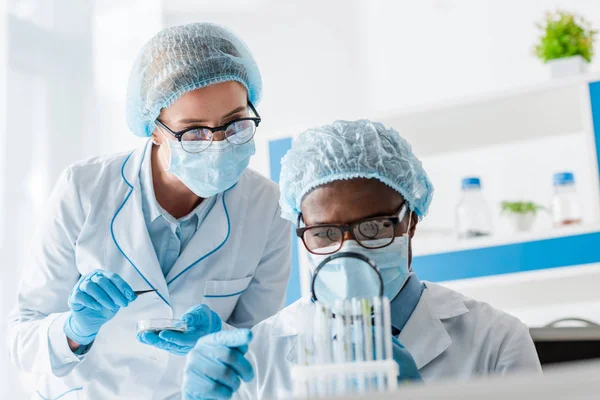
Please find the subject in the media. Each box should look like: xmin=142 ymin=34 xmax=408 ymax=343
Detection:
xmin=64 ymin=270 xmax=136 ymax=345
xmin=182 ymin=329 xmax=254 ymax=400
xmin=137 ymin=304 xmax=222 ymax=356
xmin=392 ymin=336 xmax=423 ymax=383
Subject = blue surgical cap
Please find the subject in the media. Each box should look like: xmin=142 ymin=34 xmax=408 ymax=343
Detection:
xmin=279 ymin=119 xmax=434 ymax=223
xmin=126 ymin=23 xmax=262 ymax=137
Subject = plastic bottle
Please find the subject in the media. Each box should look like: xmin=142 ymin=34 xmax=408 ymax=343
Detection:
xmin=456 ymin=177 xmax=493 ymax=239
xmin=551 ymin=172 xmax=581 ymax=227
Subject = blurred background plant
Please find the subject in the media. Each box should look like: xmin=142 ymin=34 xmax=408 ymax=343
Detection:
xmin=535 ymin=10 xmax=597 ymax=63
xmin=501 ymin=201 xmax=545 ymax=215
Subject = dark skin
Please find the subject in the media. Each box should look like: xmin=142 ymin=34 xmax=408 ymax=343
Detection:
xmin=301 ymin=178 xmax=418 ymax=268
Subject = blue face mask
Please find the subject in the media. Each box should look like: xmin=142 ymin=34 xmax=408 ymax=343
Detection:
xmin=165 ymin=139 xmax=255 ymax=198
xmin=309 ymin=236 xmax=411 ymax=303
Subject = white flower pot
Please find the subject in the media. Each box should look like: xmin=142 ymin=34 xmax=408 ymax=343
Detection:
xmin=506 ymin=213 xmax=536 ymax=232
xmin=547 ymin=55 xmax=588 ymax=79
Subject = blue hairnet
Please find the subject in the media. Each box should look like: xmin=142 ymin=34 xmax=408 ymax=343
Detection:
xmin=126 ymin=23 xmax=262 ymax=137
xmin=279 ymin=119 xmax=434 ymax=223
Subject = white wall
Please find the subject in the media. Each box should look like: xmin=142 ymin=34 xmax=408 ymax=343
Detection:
xmin=3 ymin=1 xmax=96 ymax=397
xmin=86 ymin=1 xmax=165 ymax=158
xmin=0 ymin=1 xmax=8 ymax=398
xmin=362 ymin=0 xmax=600 ymax=111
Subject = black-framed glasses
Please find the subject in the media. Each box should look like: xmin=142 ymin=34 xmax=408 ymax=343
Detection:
xmin=155 ymin=102 xmax=261 ymax=153
xmin=296 ymin=204 xmax=408 ymax=255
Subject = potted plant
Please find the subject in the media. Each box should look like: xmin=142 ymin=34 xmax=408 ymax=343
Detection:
xmin=500 ymin=201 xmax=544 ymax=232
xmin=534 ymin=10 xmax=597 ymax=78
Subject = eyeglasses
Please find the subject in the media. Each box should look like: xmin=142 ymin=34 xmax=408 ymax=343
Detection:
xmin=296 ymin=204 xmax=409 ymax=255
xmin=155 ymin=102 xmax=261 ymax=153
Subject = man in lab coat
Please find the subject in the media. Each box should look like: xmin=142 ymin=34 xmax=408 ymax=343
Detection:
xmin=181 ymin=120 xmax=542 ymax=400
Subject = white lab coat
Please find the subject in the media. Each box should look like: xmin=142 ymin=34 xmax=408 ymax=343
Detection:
xmin=6 ymin=141 xmax=292 ymax=400
xmin=237 ymin=282 xmax=542 ymax=399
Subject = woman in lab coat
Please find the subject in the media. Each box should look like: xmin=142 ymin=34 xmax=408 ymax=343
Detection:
xmin=6 ymin=23 xmax=291 ymax=399
xmin=181 ymin=120 xmax=542 ymax=400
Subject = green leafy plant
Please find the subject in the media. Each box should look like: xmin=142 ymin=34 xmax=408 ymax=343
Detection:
xmin=535 ymin=10 xmax=597 ymax=63
xmin=501 ymin=201 xmax=544 ymax=215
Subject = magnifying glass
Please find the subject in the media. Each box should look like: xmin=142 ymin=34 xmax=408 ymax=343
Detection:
xmin=311 ymin=252 xmax=383 ymax=308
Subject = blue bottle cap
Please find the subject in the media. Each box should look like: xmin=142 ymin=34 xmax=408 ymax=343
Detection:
xmin=553 ymin=172 xmax=575 ymax=186
xmin=461 ymin=177 xmax=481 ymax=189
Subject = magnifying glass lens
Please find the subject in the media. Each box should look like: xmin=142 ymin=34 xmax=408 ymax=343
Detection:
xmin=313 ymin=254 xmax=382 ymax=308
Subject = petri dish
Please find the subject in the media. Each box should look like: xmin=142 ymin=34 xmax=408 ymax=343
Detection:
xmin=136 ymin=319 xmax=188 ymax=334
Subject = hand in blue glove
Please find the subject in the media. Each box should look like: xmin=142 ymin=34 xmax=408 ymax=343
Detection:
xmin=137 ymin=304 xmax=222 ymax=356
xmin=64 ymin=270 xmax=136 ymax=345
xmin=392 ymin=336 xmax=423 ymax=383
xmin=182 ymin=329 xmax=254 ymax=400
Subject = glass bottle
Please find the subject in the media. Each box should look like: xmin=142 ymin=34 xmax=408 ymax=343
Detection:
xmin=551 ymin=172 xmax=582 ymax=227
xmin=456 ymin=177 xmax=493 ymax=239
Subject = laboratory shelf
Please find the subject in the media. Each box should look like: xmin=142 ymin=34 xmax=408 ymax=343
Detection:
xmin=374 ymin=73 xmax=600 ymax=156
xmin=412 ymin=224 xmax=600 ymax=282
xmin=413 ymin=223 xmax=600 ymax=256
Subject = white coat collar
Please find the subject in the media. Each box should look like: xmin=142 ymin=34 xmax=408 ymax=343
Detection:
xmin=121 ymin=140 xmax=150 ymax=185
xmin=280 ymin=283 xmax=469 ymax=368
xmin=399 ymin=282 xmax=468 ymax=369
xmin=111 ymin=141 xmax=171 ymax=304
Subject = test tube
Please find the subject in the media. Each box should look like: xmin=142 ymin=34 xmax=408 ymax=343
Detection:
xmin=316 ymin=303 xmax=333 ymax=396
xmin=324 ymin=304 xmax=334 ymax=365
xmin=352 ymin=299 xmax=364 ymax=362
xmin=343 ymin=300 xmax=353 ymax=363
xmin=362 ymin=299 xmax=373 ymax=362
xmin=361 ymin=298 xmax=373 ymax=391
xmin=382 ymin=297 xmax=393 ymax=392
xmin=382 ymin=297 xmax=392 ymax=359
xmin=333 ymin=299 xmax=346 ymax=395
xmin=351 ymin=298 xmax=365 ymax=394
xmin=372 ymin=296 xmax=385 ymax=391
xmin=343 ymin=300 xmax=354 ymax=391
